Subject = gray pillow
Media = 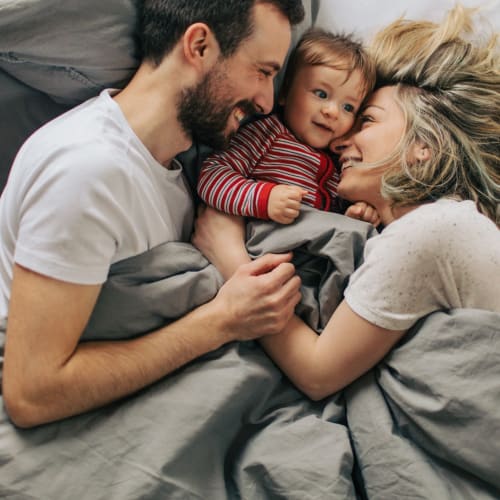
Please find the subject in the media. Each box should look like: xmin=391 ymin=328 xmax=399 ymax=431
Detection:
xmin=0 ymin=0 xmax=140 ymax=190
xmin=0 ymin=0 xmax=139 ymax=105
xmin=0 ymin=0 xmax=315 ymax=192
xmin=0 ymin=69 xmax=70 ymax=189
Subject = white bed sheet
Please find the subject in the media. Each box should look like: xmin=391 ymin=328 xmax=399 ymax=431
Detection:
xmin=314 ymin=0 xmax=499 ymax=41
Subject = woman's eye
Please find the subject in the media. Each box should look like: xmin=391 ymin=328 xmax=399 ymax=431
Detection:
xmin=313 ymin=89 xmax=328 ymax=99
xmin=360 ymin=115 xmax=374 ymax=127
xmin=343 ymin=103 xmax=355 ymax=113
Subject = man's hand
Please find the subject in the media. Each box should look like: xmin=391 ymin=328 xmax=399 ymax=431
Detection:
xmin=2 ymin=255 xmax=299 ymax=428
xmin=345 ymin=201 xmax=381 ymax=226
xmin=267 ymin=185 xmax=307 ymax=224
xmin=193 ymin=206 xmax=302 ymax=339
xmin=214 ymin=253 xmax=301 ymax=342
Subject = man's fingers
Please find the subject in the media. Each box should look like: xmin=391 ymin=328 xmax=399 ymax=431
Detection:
xmin=244 ymin=254 xmax=299 ymax=290
xmin=244 ymin=252 xmax=293 ymax=275
xmin=280 ymin=272 xmax=302 ymax=300
xmin=268 ymin=261 xmax=299 ymax=287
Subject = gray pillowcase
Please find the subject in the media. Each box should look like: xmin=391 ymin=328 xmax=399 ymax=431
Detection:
xmin=0 ymin=0 xmax=139 ymax=105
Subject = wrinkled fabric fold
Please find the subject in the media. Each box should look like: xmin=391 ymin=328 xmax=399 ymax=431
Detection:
xmin=1 ymin=209 xmax=498 ymax=499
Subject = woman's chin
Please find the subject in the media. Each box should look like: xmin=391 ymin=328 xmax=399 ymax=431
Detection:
xmin=337 ymin=179 xmax=354 ymax=201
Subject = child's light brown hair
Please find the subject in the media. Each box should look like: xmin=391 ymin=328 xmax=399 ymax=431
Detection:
xmin=280 ymin=28 xmax=376 ymax=101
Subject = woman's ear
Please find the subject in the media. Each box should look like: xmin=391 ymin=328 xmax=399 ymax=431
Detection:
xmin=182 ymin=23 xmax=220 ymax=71
xmin=413 ymin=142 xmax=431 ymax=162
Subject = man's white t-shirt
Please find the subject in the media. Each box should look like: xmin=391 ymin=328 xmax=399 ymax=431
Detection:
xmin=344 ymin=199 xmax=500 ymax=331
xmin=0 ymin=89 xmax=194 ymax=325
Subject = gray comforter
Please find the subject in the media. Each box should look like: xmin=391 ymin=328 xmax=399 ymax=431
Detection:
xmin=1 ymin=208 xmax=499 ymax=499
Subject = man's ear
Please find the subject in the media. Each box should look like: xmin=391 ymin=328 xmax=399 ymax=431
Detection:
xmin=182 ymin=23 xmax=220 ymax=71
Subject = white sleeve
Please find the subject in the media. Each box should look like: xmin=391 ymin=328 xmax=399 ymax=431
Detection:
xmin=14 ymin=144 xmax=133 ymax=285
xmin=343 ymin=211 xmax=457 ymax=330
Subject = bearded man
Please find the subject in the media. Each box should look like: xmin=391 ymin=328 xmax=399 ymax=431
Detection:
xmin=0 ymin=0 xmax=305 ymax=428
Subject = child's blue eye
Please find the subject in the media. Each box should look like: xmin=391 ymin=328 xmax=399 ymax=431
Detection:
xmin=313 ymin=89 xmax=328 ymax=99
xmin=343 ymin=103 xmax=355 ymax=113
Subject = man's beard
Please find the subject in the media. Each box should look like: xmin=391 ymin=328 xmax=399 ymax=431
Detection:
xmin=178 ymin=65 xmax=256 ymax=151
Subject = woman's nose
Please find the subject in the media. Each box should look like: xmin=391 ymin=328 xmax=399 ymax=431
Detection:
xmin=329 ymin=115 xmax=362 ymax=153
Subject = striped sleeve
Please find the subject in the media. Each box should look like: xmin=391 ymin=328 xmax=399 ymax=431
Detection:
xmin=197 ymin=116 xmax=283 ymax=219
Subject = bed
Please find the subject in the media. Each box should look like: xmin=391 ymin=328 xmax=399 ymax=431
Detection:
xmin=1 ymin=1 xmax=499 ymax=498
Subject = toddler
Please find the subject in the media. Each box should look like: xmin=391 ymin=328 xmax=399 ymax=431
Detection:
xmin=198 ymin=28 xmax=377 ymax=224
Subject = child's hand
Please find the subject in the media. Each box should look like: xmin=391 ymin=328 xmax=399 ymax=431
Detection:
xmin=268 ymin=185 xmax=307 ymax=224
xmin=345 ymin=201 xmax=381 ymax=226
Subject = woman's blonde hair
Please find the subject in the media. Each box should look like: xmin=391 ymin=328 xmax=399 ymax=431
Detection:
xmin=280 ymin=28 xmax=376 ymax=101
xmin=370 ymin=5 xmax=499 ymax=223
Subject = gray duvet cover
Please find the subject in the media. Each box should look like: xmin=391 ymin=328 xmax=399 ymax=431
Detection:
xmin=1 ymin=208 xmax=499 ymax=499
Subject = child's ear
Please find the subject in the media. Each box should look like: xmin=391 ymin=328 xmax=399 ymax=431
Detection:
xmin=182 ymin=23 xmax=220 ymax=71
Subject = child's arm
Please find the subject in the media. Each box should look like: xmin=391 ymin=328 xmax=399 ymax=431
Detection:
xmin=267 ymin=184 xmax=308 ymax=224
xmin=198 ymin=118 xmax=279 ymax=219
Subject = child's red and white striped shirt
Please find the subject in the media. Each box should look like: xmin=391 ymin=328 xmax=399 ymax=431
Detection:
xmin=197 ymin=114 xmax=341 ymax=219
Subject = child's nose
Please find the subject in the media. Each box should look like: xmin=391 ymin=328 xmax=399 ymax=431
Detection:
xmin=323 ymin=101 xmax=339 ymax=118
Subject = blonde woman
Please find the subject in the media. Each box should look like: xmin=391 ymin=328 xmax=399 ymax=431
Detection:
xmin=193 ymin=5 xmax=500 ymax=400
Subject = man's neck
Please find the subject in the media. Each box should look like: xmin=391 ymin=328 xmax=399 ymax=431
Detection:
xmin=113 ymin=61 xmax=193 ymax=166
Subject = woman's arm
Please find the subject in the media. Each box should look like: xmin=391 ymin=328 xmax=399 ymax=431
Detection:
xmin=193 ymin=206 xmax=405 ymax=401
xmin=260 ymin=302 xmax=405 ymax=400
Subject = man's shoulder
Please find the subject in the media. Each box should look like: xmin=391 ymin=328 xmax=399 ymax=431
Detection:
xmin=13 ymin=127 xmax=132 ymax=204
xmin=19 ymin=96 xmax=129 ymax=174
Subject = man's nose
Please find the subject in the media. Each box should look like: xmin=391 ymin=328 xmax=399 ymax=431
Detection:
xmin=254 ymin=79 xmax=275 ymax=115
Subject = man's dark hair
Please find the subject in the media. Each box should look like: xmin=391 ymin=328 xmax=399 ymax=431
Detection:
xmin=138 ymin=0 xmax=305 ymax=65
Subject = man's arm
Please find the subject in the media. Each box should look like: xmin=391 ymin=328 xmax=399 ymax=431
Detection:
xmin=3 ymin=255 xmax=301 ymax=428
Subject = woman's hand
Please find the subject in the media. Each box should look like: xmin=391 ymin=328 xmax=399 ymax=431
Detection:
xmin=192 ymin=205 xmax=250 ymax=280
